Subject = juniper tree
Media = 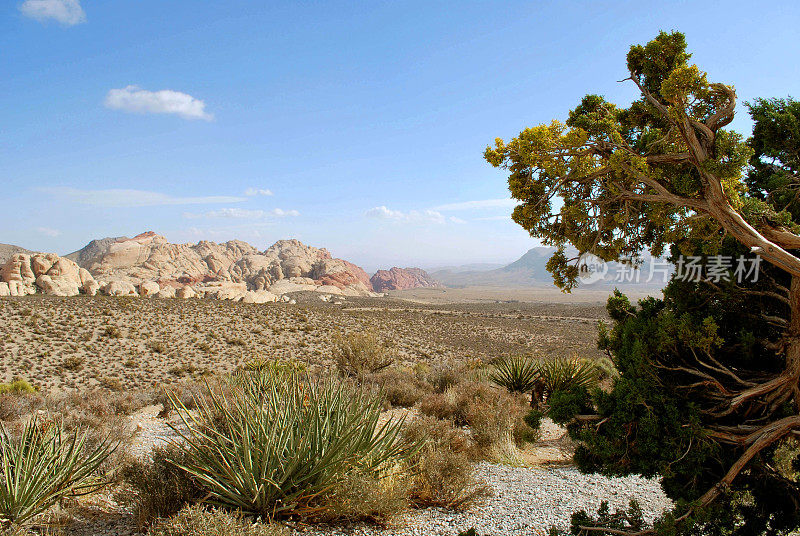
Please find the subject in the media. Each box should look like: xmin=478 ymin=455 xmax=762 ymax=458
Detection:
xmin=485 ymin=32 xmax=800 ymax=534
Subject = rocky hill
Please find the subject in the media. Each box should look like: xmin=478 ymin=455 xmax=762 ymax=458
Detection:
xmin=63 ymin=231 xmax=377 ymax=298
xmin=1 ymin=232 xmax=457 ymax=299
xmin=0 ymin=243 xmax=36 ymax=265
xmin=433 ymin=247 xmax=669 ymax=289
xmin=370 ymin=267 xmax=441 ymax=291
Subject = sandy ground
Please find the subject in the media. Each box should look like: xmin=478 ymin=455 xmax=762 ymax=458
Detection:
xmin=388 ymin=285 xmax=661 ymax=305
xmin=0 ymin=291 xmax=614 ymax=392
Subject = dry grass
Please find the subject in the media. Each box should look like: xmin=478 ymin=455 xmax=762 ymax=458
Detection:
xmin=148 ymin=504 xmax=287 ymax=536
xmin=0 ymin=294 xmax=607 ymax=392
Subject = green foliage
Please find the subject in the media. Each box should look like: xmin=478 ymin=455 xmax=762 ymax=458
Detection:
xmin=0 ymin=380 xmax=37 ymax=395
xmin=489 ymin=355 xmax=539 ymax=393
xmin=487 ymin=29 xmax=800 ymax=534
xmin=547 ymin=388 xmax=593 ymax=426
xmin=0 ymin=417 xmax=115 ymax=528
xmin=536 ymin=358 xmax=599 ymax=398
xmin=746 ymin=97 xmax=800 ymax=222
xmin=148 ymin=504 xmax=287 ymax=536
xmin=567 ymin=500 xmax=645 ymax=536
xmin=484 ymin=30 xmax=752 ymax=290
xmin=169 ymin=369 xmax=415 ymax=518
xmin=523 ymin=409 xmax=543 ymax=431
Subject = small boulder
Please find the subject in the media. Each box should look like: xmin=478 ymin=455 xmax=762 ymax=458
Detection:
xmin=102 ymin=280 xmax=138 ymax=296
xmin=82 ymin=279 xmax=100 ymax=296
xmin=242 ymin=290 xmax=278 ymax=304
xmin=139 ymin=281 xmax=161 ymax=296
xmin=175 ymin=286 xmax=197 ymax=299
xmin=156 ymin=286 xmax=176 ymax=299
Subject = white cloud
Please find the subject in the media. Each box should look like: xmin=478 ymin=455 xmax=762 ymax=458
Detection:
xmin=20 ymin=0 xmax=85 ymax=25
xmin=432 ymin=198 xmax=516 ymax=211
xmin=244 ymin=188 xmax=274 ymax=197
xmin=104 ymin=85 xmax=213 ymax=121
xmin=449 ymin=216 xmax=467 ymax=224
xmin=39 ymin=187 xmax=246 ymax=207
xmin=364 ymin=206 xmax=449 ymax=225
xmin=184 ymin=207 xmax=299 ymax=219
xmin=36 ymin=226 xmax=62 ymax=237
xmin=270 ymin=208 xmax=300 ymax=217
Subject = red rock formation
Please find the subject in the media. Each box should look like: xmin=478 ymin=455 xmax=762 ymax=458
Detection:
xmin=370 ymin=267 xmax=441 ymax=292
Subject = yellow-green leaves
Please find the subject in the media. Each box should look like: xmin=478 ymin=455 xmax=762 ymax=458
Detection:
xmin=660 ymin=64 xmax=707 ymax=105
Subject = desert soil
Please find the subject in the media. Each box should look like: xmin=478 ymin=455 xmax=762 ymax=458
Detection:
xmin=0 ymin=288 xmax=612 ymax=392
xmin=2 ymin=287 xmax=672 ymax=536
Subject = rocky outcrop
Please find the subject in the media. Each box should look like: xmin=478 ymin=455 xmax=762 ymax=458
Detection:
xmin=101 ymin=280 xmax=137 ymax=296
xmin=370 ymin=267 xmax=441 ymax=292
xmin=0 ymin=253 xmax=99 ymax=296
xmin=138 ymin=281 xmax=161 ymax=296
xmin=68 ymin=232 xmax=378 ymax=297
xmin=0 ymin=244 xmax=36 ymax=266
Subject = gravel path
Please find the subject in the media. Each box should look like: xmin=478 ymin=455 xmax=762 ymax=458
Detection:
xmin=118 ymin=408 xmax=672 ymax=536
xmin=293 ymin=463 xmax=671 ymax=536
xmin=128 ymin=405 xmax=184 ymax=459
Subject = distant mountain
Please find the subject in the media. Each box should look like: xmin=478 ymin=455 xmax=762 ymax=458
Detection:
xmin=0 ymin=243 xmax=36 ymax=265
xmin=433 ymin=247 xmax=669 ymax=289
xmin=371 ymin=267 xmax=442 ymax=291
xmin=65 ymin=235 xmax=127 ymax=266
xmin=428 ymin=262 xmax=506 ymax=274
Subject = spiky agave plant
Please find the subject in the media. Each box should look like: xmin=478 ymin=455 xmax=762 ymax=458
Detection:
xmin=489 ymin=355 xmax=539 ymax=394
xmin=536 ymin=357 xmax=599 ymax=395
xmin=0 ymin=417 xmax=115 ymax=529
xmin=168 ymin=369 xmax=416 ymax=517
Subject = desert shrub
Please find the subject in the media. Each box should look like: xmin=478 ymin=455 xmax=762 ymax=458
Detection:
xmin=147 ymin=340 xmax=168 ymax=354
xmin=368 ymin=368 xmax=431 ymax=408
xmin=117 ymin=444 xmax=205 ymax=528
xmin=156 ymin=380 xmax=212 ymax=417
xmin=402 ymin=416 xmax=489 ymax=509
xmin=418 ymin=381 xmax=533 ymax=461
xmin=403 ymin=415 xmax=477 ymax=459
xmin=332 ymin=333 xmax=393 ymax=377
xmin=417 ymin=391 xmax=457 ymax=422
xmin=0 ymin=379 xmax=37 ymax=395
xmin=535 ymin=358 xmax=599 ymax=403
xmin=148 ymin=504 xmax=287 ymax=536
xmin=169 ymin=369 xmax=415 ymax=517
xmin=489 ymin=355 xmax=539 ymax=393
xmin=425 ymin=359 xmax=463 ymax=393
xmin=41 ymin=390 xmax=138 ymax=473
xmin=317 ymin=470 xmax=410 ymax=522
xmin=0 ymin=417 xmax=115 ymax=529
xmin=523 ymin=409 xmax=544 ymax=432
xmin=61 ymin=356 xmax=86 ymax=371
xmin=0 ymin=390 xmax=44 ymax=422
xmin=462 ymin=386 xmax=531 ymax=461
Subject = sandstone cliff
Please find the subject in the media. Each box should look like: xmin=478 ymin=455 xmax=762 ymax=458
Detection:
xmin=370 ymin=267 xmax=441 ymax=292
xmin=68 ymin=232 xmax=376 ymax=297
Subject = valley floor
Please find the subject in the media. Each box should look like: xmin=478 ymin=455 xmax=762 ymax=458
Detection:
xmin=0 ymin=290 xmax=671 ymax=535
xmin=0 ymin=292 xmax=609 ymax=392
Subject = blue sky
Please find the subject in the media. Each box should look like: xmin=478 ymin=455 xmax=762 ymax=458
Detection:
xmin=2 ymin=1 xmax=799 ymax=271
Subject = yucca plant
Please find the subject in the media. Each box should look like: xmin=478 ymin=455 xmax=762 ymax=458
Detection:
xmin=536 ymin=357 xmax=599 ymax=396
xmin=169 ymin=369 xmax=416 ymax=517
xmin=489 ymin=355 xmax=539 ymax=393
xmin=0 ymin=417 xmax=115 ymax=529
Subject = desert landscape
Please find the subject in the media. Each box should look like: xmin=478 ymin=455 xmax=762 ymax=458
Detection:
xmin=4 ymin=4 xmax=799 ymax=536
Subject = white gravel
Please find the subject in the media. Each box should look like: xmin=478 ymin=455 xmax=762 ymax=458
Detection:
xmin=121 ymin=407 xmax=672 ymax=536
xmin=293 ymin=463 xmax=672 ymax=536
